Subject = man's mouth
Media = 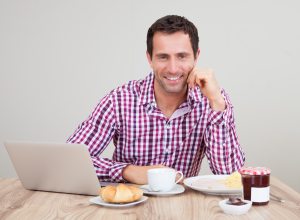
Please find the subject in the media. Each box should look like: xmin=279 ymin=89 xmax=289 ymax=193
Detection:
xmin=165 ymin=75 xmax=183 ymax=81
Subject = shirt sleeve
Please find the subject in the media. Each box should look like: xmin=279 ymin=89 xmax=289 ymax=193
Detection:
xmin=204 ymin=88 xmax=245 ymax=174
xmin=66 ymin=94 xmax=130 ymax=182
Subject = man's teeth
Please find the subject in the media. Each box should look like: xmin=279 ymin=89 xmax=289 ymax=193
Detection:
xmin=166 ymin=76 xmax=180 ymax=80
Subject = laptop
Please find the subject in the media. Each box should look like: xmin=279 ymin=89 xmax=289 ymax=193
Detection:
xmin=4 ymin=141 xmax=104 ymax=196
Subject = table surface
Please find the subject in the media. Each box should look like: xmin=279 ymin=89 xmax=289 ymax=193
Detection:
xmin=0 ymin=176 xmax=299 ymax=220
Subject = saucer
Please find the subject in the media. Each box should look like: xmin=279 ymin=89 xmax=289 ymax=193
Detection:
xmin=140 ymin=184 xmax=185 ymax=196
xmin=89 ymin=196 xmax=148 ymax=208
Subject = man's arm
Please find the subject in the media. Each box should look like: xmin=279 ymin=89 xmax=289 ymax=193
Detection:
xmin=187 ymin=68 xmax=245 ymax=174
xmin=67 ymin=94 xmax=130 ymax=182
xmin=204 ymin=88 xmax=245 ymax=174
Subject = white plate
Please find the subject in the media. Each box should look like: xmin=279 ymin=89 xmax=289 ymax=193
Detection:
xmin=184 ymin=175 xmax=242 ymax=195
xmin=140 ymin=184 xmax=185 ymax=196
xmin=89 ymin=196 xmax=148 ymax=208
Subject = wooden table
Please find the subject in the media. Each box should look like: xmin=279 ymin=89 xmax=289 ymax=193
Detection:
xmin=0 ymin=177 xmax=299 ymax=220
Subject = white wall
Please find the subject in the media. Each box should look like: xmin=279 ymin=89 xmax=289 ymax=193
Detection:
xmin=1 ymin=0 xmax=299 ymax=192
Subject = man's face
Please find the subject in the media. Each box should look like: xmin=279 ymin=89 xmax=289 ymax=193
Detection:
xmin=147 ymin=31 xmax=200 ymax=95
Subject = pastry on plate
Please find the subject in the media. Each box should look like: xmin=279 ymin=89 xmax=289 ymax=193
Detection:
xmin=99 ymin=183 xmax=143 ymax=204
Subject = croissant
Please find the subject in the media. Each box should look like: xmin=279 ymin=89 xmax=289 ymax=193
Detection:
xmin=99 ymin=183 xmax=143 ymax=204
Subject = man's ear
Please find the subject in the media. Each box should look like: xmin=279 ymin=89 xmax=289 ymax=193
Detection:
xmin=146 ymin=50 xmax=153 ymax=69
xmin=194 ymin=49 xmax=200 ymax=67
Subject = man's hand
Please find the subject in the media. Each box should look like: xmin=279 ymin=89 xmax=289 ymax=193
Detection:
xmin=122 ymin=164 xmax=185 ymax=185
xmin=187 ymin=68 xmax=226 ymax=111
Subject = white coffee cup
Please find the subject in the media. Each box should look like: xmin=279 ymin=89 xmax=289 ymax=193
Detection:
xmin=147 ymin=168 xmax=183 ymax=192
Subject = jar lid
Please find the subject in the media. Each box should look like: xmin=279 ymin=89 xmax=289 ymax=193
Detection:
xmin=239 ymin=167 xmax=271 ymax=175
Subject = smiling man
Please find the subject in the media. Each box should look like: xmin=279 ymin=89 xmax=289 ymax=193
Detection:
xmin=67 ymin=15 xmax=245 ymax=184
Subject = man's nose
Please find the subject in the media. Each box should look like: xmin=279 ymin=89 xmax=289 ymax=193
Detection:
xmin=167 ymin=57 xmax=178 ymax=74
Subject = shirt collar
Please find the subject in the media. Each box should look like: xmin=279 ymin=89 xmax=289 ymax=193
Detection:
xmin=139 ymin=72 xmax=156 ymax=105
xmin=139 ymin=71 xmax=202 ymax=105
xmin=187 ymin=84 xmax=203 ymax=103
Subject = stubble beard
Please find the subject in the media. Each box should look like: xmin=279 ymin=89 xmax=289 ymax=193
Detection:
xmin=154 ymin=70 xmax=188 ymax=94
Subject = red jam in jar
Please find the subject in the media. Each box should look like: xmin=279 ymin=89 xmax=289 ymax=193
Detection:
xmin=240 ymin=167 xmax=271 ymax=206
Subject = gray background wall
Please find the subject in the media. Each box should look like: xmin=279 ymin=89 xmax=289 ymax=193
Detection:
xmin=1 ymin=0 xmax=299 ymax=192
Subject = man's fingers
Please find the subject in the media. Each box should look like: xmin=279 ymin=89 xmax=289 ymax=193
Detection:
xmin=196 ymin=77 xmax=205 ymax=88
xmin=189 ymin=69 xmax=206 ymax=89
xmin=180 ymin=177 xmax=186 ymax=184
xmin=177 ymin=177 xmax=185 ymax=184
xmin=176 ymin=174 xmax=185 ymax=184
xmin=193 ymin=71 xmax=211 ymax=89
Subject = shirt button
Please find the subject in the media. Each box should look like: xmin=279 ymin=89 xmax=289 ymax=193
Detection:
xmin=223 ymin=143 xmax=226 ymax=146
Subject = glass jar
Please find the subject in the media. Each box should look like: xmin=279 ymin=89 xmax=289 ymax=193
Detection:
xmin=240 ymin=167 xmax=271 ymax=206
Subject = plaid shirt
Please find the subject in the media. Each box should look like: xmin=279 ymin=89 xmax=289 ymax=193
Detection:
xmin=67 ymin=72 xmax=245 ymax=182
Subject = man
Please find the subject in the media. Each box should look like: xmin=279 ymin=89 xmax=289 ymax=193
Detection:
xmin=67 ymin=15 xmax=245 ymax=184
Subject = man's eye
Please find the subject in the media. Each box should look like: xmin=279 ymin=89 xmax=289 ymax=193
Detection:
xmin=179 ymin=55 xmax=186 ymax=58
xmin=160 ymin=56 xmax=166 ymax=59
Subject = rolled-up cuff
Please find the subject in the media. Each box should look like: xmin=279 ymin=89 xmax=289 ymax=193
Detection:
xmin=208 ymin=104 xmax=233 ymax=131
xmin=109 ymin=162 xmax=131 ymax=183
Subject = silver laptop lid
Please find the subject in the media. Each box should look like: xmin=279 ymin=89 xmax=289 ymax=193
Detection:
xmin=4 ymin=141 xmax=101 ymax=196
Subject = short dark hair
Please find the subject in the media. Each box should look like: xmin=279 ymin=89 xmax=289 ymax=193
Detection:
xmin=147 ymin=15 xmax=199 ymax=59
